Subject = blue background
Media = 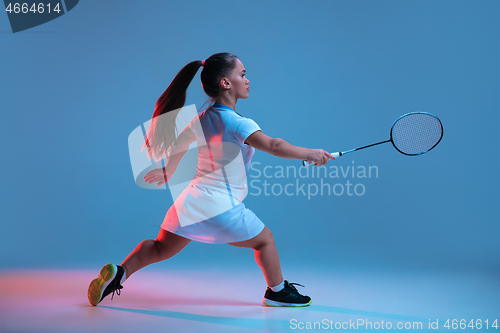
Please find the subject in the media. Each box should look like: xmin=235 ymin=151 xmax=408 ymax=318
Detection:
xmin=1 ymin=0 xmax=498 ymax=275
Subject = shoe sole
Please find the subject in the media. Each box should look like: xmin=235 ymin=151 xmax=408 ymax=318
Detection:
xmin=88 ymin=263 xmax=117 ymax=306
xmin=262 ymin=298 xmax=312 ymax=307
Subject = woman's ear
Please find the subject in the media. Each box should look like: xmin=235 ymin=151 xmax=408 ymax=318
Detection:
xmin=220 ymin=77 xmax=230 ymax=90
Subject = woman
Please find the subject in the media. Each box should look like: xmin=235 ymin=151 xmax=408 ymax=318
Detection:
xmin=88 ymin=52 xmax=334 ymax=307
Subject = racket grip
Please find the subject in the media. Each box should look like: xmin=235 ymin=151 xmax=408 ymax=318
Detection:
xmin=301 ymin=152 xmax=341 ymax=167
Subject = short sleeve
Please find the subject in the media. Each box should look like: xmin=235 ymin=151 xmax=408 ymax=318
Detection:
xmin=234 ymin=117 xmax=261 ymax=144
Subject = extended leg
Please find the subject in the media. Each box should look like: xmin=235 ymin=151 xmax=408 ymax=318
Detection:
xmin=121 ymin=228 xmax=191 ymax=278
xmin=229 ymin=227 xmax=311 ymax=307
xmin=88 ymin=229 xmax=190 ymax=306
xmin=227 ymin=226 xmax=283 ymax=287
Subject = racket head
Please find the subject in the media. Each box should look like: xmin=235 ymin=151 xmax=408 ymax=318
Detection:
xmin=390 ymin=112 xmax=443 ymax=156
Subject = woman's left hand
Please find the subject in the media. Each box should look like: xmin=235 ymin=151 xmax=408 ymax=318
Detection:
xmin=143 ymin=168 xmax=169 ymax=186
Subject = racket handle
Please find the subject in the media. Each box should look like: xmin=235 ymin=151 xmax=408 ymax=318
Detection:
xmin=301 ymin=152 xmax=341 ymax=167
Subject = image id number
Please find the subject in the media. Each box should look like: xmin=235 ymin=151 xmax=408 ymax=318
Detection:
xmin=5 ymin=2 xmax=62 ymax=14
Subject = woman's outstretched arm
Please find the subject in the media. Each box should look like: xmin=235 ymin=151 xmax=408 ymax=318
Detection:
xmin=245 ymin=130 xmax=334 ymax=166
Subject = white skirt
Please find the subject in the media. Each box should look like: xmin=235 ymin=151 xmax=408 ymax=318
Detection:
xmin=161 ymin=180 xmax=265 ymax=244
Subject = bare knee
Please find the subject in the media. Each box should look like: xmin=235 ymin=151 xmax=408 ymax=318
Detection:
xmin=153 ymin=230 xmax=191 ymax=260
xmin=227 ymin=226 xmax=276 ymax=250
xmin=153 ymin=239 xmax=162 ymax=255
xmin=252 ymin=227 xmax=275 ymax=250
xmin=153 ymin=237 xmax=171 ymax=258
xmin=138 ymin=239 xmax=162 ymax=258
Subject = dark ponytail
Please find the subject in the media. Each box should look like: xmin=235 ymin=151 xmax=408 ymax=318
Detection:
xmin=142 ymin=60 xmax=202 ymax=162
xmin=143 ymin=52 xmax=239 ymax=162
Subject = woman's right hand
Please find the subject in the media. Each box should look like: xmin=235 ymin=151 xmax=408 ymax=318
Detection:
xmin=306 ymin=149 xmax=335 ymax=166
xmin=143 ymin=167 xmax=170 ymax=186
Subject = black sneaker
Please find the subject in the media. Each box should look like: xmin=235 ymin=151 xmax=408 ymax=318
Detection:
xmin=88 ymin=263 xmax=124 ymax=306
xmin=263 ymin=280 xmax=312 ymax=307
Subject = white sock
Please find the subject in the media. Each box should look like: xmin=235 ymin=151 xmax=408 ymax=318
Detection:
xmin=119 ymin=266 xmax=127 ymax=285
xmin=270 ymin=280 xmax=284 ymax=292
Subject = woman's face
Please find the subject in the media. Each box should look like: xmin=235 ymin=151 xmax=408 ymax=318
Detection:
xmin=223 ymin=58 xmax=250 ymax=99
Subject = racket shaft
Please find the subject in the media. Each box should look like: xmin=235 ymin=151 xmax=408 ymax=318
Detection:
xmin=302 ymin=139 xmax=390 ymax=166
xmin=350 ymin=139 xmax=391 ymax=152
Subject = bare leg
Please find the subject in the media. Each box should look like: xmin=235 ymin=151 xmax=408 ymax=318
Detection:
xmin=227 ymin=226 xmax=283 ymax=287
xmin=121 ymin=228 xmax=191 ymax=279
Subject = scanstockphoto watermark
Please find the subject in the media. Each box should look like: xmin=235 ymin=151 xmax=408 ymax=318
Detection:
xmin=289 ymin=318 xmax=430 ymax=330
xmin=248 ymin=161 xmax=379 ymax=199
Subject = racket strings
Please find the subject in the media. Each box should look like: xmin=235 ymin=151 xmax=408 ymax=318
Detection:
xmin=391 ymin=113 xmax=442 ymax=155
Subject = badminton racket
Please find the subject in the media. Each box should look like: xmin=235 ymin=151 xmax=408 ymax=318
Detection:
xmin=302 ymin=112 xmax=443 ymax=166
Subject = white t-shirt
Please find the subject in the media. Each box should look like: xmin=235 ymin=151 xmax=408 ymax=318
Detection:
xmin=160 ymin=103 xmax=265 ymax=244
xmin=187 ymin=103 xmax=261 ymax=199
